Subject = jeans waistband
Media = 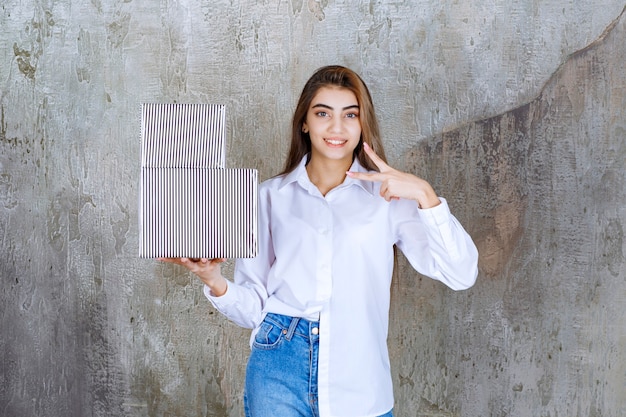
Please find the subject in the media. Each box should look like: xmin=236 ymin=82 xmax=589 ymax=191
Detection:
xmin=264 ymin=312 xmax=319 ymax=341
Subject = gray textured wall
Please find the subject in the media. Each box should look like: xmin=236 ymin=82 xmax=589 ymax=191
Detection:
xmin=1 ymin=1 xmax=625 ymax=416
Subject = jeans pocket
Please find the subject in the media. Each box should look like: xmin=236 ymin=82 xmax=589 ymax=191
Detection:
xmin=252 ymin=320 xmax=284 ymax=350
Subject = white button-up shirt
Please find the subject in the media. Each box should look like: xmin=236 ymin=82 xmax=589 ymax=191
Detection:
xmin=205 ymin=155 xmax=478 ymax=417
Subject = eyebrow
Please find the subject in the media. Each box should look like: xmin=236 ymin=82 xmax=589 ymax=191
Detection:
xmin=312 ymin=103 xmax=360 ymax=111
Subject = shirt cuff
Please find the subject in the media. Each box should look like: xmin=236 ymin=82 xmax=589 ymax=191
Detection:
xmin=417 ymin=197 xmax=451 ymax=226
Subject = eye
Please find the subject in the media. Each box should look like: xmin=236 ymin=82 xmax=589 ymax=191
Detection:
xmin=315 ymin=111 xmax=329 ymax=117
xmin=345 ymin=112 xmax=359 ymax=119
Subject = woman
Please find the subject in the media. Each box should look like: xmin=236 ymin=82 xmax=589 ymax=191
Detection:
xmin=161 ymin=65 xmax=478 ymax=417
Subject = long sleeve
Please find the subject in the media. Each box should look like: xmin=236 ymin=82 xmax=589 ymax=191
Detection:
xmin=394 ymin=197 xmax=479 ymax=290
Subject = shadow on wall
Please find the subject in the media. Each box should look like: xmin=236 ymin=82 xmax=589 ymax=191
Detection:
xmin=403 ymin=5 xmax=626 ymax=283
xmin=404 ymin=104 xmax=531 ymax=279
xmin=390 ymin=6 xmax=625 ymax=416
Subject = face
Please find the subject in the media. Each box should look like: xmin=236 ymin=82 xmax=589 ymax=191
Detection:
xmin=302 ymin=86 xmax=362 ymax=166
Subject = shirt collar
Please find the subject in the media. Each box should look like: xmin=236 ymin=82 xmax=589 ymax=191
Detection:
xmin=278 ymin=154 xmax=375 ymax=196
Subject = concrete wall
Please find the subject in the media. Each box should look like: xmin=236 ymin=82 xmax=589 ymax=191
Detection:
xmin=1 ymin=1 xmax=625 ymax=416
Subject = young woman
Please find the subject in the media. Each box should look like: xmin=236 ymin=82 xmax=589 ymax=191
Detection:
xmin=160 ymin=65 xmax=478 ymax=417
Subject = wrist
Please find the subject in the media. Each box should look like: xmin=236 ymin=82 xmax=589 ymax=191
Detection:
xmin=421 ymin=199 xmax=441 ymax=209
xmin=205 ymin=276 xmax=227 ymax=297
xmin=416 ymin=190 xmax=441 ymax=209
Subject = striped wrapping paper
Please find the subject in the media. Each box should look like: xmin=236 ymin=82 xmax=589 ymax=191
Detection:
xmin=141 ymin=103 xmax=226 ymax=169
xmin=139 ymin=103 xmax=258 ymax=258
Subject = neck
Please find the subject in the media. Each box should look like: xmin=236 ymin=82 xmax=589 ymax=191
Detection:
xmin=306 ymin=157 xmax=352 ymax=196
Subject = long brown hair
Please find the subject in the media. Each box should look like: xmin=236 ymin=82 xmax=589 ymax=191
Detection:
xmin=280 ymin=65 xmax=387 ymax=175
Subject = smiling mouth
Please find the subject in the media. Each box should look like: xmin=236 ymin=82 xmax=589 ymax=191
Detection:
xmin=324 ymin=138 xmax=347 ymax=146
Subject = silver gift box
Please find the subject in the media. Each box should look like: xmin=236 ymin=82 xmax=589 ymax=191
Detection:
xmin=139 ymin=103 xmax=258 ymax=258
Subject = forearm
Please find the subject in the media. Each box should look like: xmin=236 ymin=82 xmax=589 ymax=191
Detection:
xmin=397 ymin=198 xmax=479 ymax=290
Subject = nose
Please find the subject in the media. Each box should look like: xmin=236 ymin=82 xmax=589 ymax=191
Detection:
xmin=329 ymin=116 xmax=343 ymax=133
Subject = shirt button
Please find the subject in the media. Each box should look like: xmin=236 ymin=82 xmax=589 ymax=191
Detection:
xmin=311 ymin=327 xmax=319 ymax=335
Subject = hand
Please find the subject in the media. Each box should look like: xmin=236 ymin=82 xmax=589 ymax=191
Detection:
xmin=346 ymin=142 xmax=441 ymax=209
xmin=158 ymin=257 xmax=228 ymax=296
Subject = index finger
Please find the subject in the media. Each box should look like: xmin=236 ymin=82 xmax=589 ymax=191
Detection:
xmin=363 ymin=142 xmax=390 ymax=171
xmin=345 ymin=170 xmax=386 ymax=183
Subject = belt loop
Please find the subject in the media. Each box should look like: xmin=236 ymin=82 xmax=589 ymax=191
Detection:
xmin=285 ymin=316 xmax=300 ymax=341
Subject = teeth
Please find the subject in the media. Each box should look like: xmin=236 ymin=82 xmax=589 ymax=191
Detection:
xmin=325 ymin=139 xmax=345 ymax=145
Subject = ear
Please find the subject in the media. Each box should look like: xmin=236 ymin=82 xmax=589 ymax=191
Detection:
xmin=302 ymin=122 xmax=309 ymax=134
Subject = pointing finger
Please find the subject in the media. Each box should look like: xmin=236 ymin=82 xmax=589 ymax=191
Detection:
xmin=363 ymin=142 xmax=390 ymax=171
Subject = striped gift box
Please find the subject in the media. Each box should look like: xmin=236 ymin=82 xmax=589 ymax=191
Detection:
xmin=139 ymin=103 xmax=258 ymax=258
xmin=141 ymin=103 xmax=226 ymax=169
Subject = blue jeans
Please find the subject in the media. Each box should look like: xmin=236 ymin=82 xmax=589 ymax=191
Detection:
xmin=244 ymin=313 xmax=393 ymax=417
